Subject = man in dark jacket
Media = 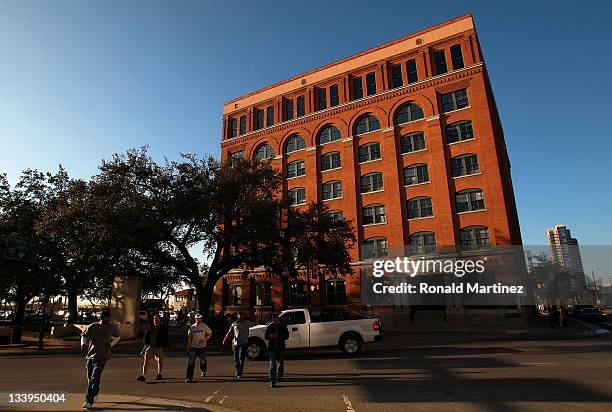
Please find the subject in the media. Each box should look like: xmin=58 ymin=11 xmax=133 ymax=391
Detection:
xmin=136 ymin=314 xmax=169 ymax=382
xmin=265 ymin=313 xmax=289 ymax=387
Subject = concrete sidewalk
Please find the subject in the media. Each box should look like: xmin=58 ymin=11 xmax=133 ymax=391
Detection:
xmin=1 ymin=393 xmax=237 ymax=412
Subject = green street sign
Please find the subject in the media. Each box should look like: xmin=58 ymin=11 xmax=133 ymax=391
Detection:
xmin=3 ymin=236 xmax=39 ymax=262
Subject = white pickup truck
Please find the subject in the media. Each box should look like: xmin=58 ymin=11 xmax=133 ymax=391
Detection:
xmin=246 ymin=308 xmax=382 ymax=360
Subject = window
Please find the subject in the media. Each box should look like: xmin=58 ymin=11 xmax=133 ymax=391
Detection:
xmin=330 ymin=85 xmax=339 ymax=107
xmin=288 ymin=281 xmax=308 ymax=306
xmin=363 ymin=237 xmax=388 ymax=259
xmin=434 ymin=49 xmax=448 ymax=75
xmin=326 ymin=279 xmax=347 ymax=305
xmin=366 ymin=72 xmax=376 ymax=96
xmin=321 ymin=152 xmax=341 ymax=170
xmin=229 ymin=149 xmax=245 ymax=166
xmin=265 ymin=106 xmax=274 ymax=127
xmin=297 ymin=95 xmax=305 ymax=117
xmin=287 ymin=160 xmax=305 ymax=178
xmin=407 ymin=196 xmax=433 ymax=219
xmin=441 ymin=89 xmax=469 ymax=112
xmin=230 ymin=118 xmax=237 ymax=138
xmin=256 ymin=109 xmax=264 ymax=130
xmin=404 ymin=164 xmax=429 ymax=185
xmin=358 ymin=142 xmax=381 ymax=163
xmin=410 ymin=232 xmax=437 ymax=255
xmin=281 ymin=310 xmax=307 ymax=324
xmin=355 ymin=114 xmax=380 ymax=134
xmin=226 ymin=284 xmax=242 ymax=306
xmin=400 ymin=131 xmax=426 ymax=153
xmin=460 ymin=226 xmax=491 ymax=250
xmin=450 ymin=44 xmax=464 ymax=70
xmin=317 ymin=88 xmax=327 ymax=110
xmin=451 ymin=154 xmax=480 ymax=177
xmin=352 ymin=76 xmax=363 ymax=100
xmin=360 ymin=172 xmax=384 ymax=193
xmin=406 ymin=59 xmax=418 ymax=83
xmin=391 ymin=63 xmax=403 ymax=88
xmin=285 ymin=134 xmax=306 ymax=153
xmin=322 ymin=181 xmax=343 ymax=200
xmin=287 ymin=187 xmax=306 ymax=206
xmin=445 ymin=120 xmax=474 ymax=143
xmin=395 ymin=103 xmax=424 ymax=125
xmin=255 ymin=143 xmax=274 ymax=161
xmin=363 ymin=204 xmax=386 ymax=225
xmin=285 ymin=98 xmax=294 ymax=120
xmin=327 ymin=210 xmax=344 ymax=221
xmin=255 ymin=282 xmax=272 ymax=306
xmin=239 ymin=115 xmax=247 ymax=135
xmin=455 ymin=189 xmax=485 ymax=212
xmin=318 ymin=125 xmax=341 ymax=144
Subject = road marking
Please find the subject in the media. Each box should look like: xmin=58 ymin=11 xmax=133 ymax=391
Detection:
xmin=342 ymin=394 xmax=355 ymax=412
xmin=205 ymin=390 xmax=219 ymax=403
xmin=219 ymin=396 xmax=228 ymax=404
xmin=520 ymin=362 xmax=556 ymax=365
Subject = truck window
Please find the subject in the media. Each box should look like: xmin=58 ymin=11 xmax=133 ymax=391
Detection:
xmin=280 ymin=311 xmax=306 ymax=325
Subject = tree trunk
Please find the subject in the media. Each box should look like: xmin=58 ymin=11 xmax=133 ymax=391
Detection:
xmin=67 ymin=287 xmax=78 ymax=323
xmin=11 ymin=296 xmax=28 ymax=344
xmin=195 ymin=276 xmax=218 ymax=318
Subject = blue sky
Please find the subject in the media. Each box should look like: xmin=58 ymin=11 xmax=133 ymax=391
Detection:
xmin=1 ymin=0 xmax=611 ymax=246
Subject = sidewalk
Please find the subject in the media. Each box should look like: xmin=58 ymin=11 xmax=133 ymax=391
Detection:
xmin=1 ymin=394 xmax=237 ymax=412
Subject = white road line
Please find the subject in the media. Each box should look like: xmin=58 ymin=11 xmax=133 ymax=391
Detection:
xmin=342 ymin=393 xmax=355 ymax=412
xmin=520 ymin=362 xmax=556 ymax=365
xmin=219 ymin=396 xmax=228 ymax=404
xmin=205 ymin=390 xmax=219 ymax=403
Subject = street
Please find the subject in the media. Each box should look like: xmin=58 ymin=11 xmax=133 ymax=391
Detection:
xmin=1 ymin=330 xmax=611 ymax=411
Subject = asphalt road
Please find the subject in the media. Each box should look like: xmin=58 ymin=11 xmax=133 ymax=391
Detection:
xmin=1 ymin=330 xmax=612 ymax=412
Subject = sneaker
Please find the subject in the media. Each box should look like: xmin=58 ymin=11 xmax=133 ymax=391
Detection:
xmin=156 ymin=373 xmax=163 ymax=380
xmin=185 ymin=378 xmax=193 ymax=383
xmin=235 ymin=373 xmax=241 ymax=379
xmin=200 ymin=372 xmax=206 ymax=379
xmin=82 ymin=401 xmax=92 ymax=409
xmin=136 ymin=375 xmax=146 ymax=383
xmin=270 ymin=382 xmax=276 ymax=388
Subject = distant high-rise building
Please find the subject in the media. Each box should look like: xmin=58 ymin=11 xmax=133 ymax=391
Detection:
xmin=546 ymin=224 xmax=586 ymax=299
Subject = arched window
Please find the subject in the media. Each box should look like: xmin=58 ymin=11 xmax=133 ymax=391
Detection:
xmin=327 ymin=210 xmax=344 ymax=221
xmin=400 ymin=131 xmax=426 ymax=153
xmin=445 ymin=120 xmax=474 ymax=144
xmin=407 ymin=196 xmax=433 ymax=219
xmin=410 ymin=232 xmax=437 ymax=255
xmin=355 ymin=114 xmax=380 ymax=135
xmin=363 ymin=237 xmax=388 ymax=259
xmin=287 ymin=187 xmax=306 ymax=206
xmin=460 ymin=226 xmax=491 ymax=250
xmin=255 ymin=143 xmax=274 ymax=161
xmin=358 ymin=142 xmax=381 ymax=163
xmin=403 ymin=164 xmax=429 ymax=186
xmin=322 ymin=181 xmax=343 ymax=200
xmin=455 ymin=189 xmax=485 ymax=212
xmin=362 ymin=204 xmax=386 ymax=225
xmin=318 ymin=125 xmax=341 ymax=144
xmin=394 ymin=103 xmax=424 ymax=125
xmin=360 ymin=172 xmax=384 ymax=193
xmin=287 ymin=160 xmax=305 ymax=178
xmin=451 ymin=154 xmax=480 ymax=177
xmin=285 ymin=134 xmax=306 ymax=153
xmin=326 ymin=279 xmax=347 ymax=305
xmin=321 ymin=152 xmax=341 ymax=171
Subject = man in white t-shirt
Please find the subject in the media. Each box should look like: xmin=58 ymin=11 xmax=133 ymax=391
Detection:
xmin=185 ymin=313 xmax=212 ymax=383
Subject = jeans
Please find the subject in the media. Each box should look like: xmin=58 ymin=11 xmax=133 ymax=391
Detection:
xmin=85 ymin=358 xmax=107 ymax=404
xmin=233 ymin=343 xmax=248 ymax=376
xmin=186 ymin=347 xmax=207 ymax=379
xmin=269 ymin=349 xmax=284 ymax=384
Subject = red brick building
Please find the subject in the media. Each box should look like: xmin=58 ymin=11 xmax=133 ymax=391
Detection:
xmin=214 ymin=14 xmax=522 ymax=326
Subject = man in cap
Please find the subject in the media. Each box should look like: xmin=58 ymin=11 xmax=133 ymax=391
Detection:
xmin=185 ymin=313 xmax=213 ymax=383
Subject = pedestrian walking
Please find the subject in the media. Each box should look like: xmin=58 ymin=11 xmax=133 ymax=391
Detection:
xmin=185 ymin=313 xmax=213 ymax=383
xmin=222 ymin=312 xmax=255 ymax=378
xmin=80 ymin=310 xmax=120 ymax=409
xmin=136 ymin=314 xmax=169 ymax=382
xmin=265 ymin=313 xmax=289 ymax=388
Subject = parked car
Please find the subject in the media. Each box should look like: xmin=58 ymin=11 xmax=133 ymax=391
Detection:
xmin=246 ymin=308 xmax=382 ymax=360
xmin=572 ymin=305 xmax=595 ymax=318
xmin=579 ymin=308 xmax=604 ymax=323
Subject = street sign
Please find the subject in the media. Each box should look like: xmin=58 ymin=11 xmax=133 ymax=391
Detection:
xmin=3 ymin=236 xmax=39 ymax=262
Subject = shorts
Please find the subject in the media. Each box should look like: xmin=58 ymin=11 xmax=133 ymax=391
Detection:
xmin=144 ymin=346 xmax=164 ymax=362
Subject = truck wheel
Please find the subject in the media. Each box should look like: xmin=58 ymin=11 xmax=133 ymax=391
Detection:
xmin=246 ymin=339 xmax=266 ymax=360
xmin=339 ymin=333 xmax=362 ymax=355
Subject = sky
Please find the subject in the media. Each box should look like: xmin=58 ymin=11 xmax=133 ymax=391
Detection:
xmin=1 ymin=0 xmax=611 ymax=247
